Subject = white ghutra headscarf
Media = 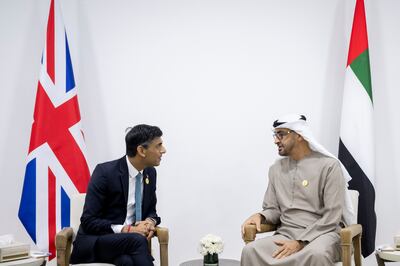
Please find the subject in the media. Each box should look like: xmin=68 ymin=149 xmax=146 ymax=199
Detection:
xmin=273 ymin=114 xmax=355 ymax=225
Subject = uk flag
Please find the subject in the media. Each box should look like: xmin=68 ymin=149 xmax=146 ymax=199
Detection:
xmin=18 ymin=0 xmax=89 ymax=260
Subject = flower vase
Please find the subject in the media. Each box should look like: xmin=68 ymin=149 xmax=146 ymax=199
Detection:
xmin=203 ymin=253 xmax=218 ymax=266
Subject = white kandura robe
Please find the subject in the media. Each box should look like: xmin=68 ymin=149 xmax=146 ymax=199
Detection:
xmin=241 ymin=152 xmax=345 ymax=266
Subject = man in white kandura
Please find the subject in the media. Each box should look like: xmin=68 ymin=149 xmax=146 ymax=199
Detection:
xmin=241 ymin=114 xmax=354 ymax=266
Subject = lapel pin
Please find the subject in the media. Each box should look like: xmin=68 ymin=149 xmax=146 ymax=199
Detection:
xmin=145 ymin=175 xmax=150 ymax=185
xmin=302 ymin=180 xmax=309 ymax=187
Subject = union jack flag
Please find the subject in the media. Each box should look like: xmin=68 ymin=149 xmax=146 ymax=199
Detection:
xmin=18 ymin=0 xmax=89 ymax=260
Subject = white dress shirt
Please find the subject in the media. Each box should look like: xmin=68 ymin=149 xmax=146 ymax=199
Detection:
xmin=110 ymin=156 xmax=143 ymax=233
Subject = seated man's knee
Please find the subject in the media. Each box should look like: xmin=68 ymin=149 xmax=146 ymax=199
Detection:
xmin=311 ymin=248 xmax=331 ymax=261
xmin=134 ymin=234 xmax=148 ymax=245
xmin=113 ymin=254 xmax=134 ymax=266
xmin=125 ymin=233 xmax=149 ymax=252
xmin=241 ymin=242 xmax=257 ymax=257
xmin=241 ymin=243 xmax=259 ymax=266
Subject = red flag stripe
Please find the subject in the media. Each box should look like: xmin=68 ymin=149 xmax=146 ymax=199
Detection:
xmin=46 ymin=0 xmax=55 ymax=83
xmin=29 ymin=85 xmax=90 ymax=192
xmin=347 ymin=0 xmax=369 ymax=66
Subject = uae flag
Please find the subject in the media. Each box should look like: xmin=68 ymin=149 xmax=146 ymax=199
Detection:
xmin=339 ymin=0 xmax=376 ymax=257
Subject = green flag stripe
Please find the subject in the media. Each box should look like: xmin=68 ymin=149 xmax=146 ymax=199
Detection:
xmin=350 ymin=49 xmax=373 ymax=102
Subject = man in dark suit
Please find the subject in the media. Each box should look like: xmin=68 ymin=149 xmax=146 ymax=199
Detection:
xmin=70 ymin=124 xmax=166 ymax=265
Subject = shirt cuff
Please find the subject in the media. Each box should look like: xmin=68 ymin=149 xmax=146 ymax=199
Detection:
xmin=111 ymin=224 xmax=124 ymax=233
xmin=146 ymin=218 xmax=156 ymax=226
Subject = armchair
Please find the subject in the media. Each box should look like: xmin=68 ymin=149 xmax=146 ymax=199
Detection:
xmin=55 ymin=193 xmax=169 ymax=266
xmin=242 ymin=190 xmax=362 ymax=266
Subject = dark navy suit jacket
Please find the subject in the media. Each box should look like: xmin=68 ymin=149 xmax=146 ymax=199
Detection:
xmin=70 ymin=156 xmax=160 ymax=264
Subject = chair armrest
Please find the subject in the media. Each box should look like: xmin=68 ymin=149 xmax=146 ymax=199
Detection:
xmin=155 ymin=226 xmax=169 ymax=244
xmin=55 ymin=227 xmax=74 ymax=266
xmin=340 ymin=224 xmax=362 ymax=266
xmin=243 ymin=223 xmax=277 ymax=244
xmin=340 ymin=224 xmax=362 ymax=245
xmin=155 ymin=226 xmax=169 ymax=266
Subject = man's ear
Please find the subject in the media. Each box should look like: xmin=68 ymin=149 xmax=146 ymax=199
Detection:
xmin=137 ymin=145 xmax=147 ymax=158
xmin=297 ymin=134 xmax=305 ymax=142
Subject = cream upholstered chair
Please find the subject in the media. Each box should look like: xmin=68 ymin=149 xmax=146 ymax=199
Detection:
xmin=243 ymin=190 xmax=362 ymax=266
xmin=56 ymin=193 xmax=169 ymax=266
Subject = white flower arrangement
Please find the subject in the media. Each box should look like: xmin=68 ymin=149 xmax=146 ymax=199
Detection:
xmin=198 ymin=234 xmax=224 ymax=256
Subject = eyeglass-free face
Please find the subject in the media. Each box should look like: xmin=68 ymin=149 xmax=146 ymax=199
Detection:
xmin=140 ymin=137 xmax=166 ymax=167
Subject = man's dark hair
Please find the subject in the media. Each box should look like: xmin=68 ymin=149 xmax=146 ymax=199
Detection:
xmin=125 ymin=124 xmax=163 ymax=157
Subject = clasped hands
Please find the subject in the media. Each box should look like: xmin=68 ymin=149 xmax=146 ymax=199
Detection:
xmin=122 ymin=219 xmax=156 ymax=240
xmin=241 ymin=213 xmax=305 ymax=259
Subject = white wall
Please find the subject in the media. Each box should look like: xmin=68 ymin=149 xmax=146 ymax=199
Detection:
xmin=0 ymin=0 xmax=399 ymax=265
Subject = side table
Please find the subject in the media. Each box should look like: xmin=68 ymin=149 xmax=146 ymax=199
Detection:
xmin=180 ymin=258 xmax=240 ymax=266
xmin=376 ymin=250 xmax=400 ymax=265
xmin=0 ymin=257 xmax=45 ymax=266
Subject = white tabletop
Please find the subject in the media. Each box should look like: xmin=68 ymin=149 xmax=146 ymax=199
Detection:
xmin=180 ymin=258 xmax=240 ymax=266
xmin=376 ymin=250 xmax=400 ymax=262
xmin=0 ymin=257 xmax=45 ymax=266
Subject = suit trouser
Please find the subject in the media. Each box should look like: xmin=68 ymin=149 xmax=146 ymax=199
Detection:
xmin=95 ymin=232 xmax=154 ymax=266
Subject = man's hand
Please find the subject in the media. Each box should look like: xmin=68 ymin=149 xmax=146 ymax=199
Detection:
xmin=144 ymin=218 xmax=156 ymax=240
xmin=272 ymin=240 xmax=305 ymax=259
xmin=122 ymin=222 xmax=150 ymax=237
xmin=132 ymin=221 xmax=150 ymax=237
xmin=121 ymin=219 xmax=156 ymax=239
xmin=241 ymin=213 xmax=263 ymax=237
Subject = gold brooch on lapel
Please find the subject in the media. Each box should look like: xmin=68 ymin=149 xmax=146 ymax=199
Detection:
xmin=145 ymin=175 xmax=150 ymax=185
xmin=302 ymin=180 xmax=309 ymax=187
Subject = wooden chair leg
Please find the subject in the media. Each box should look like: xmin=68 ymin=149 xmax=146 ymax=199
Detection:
xmin=156 ymin=227 xmax=169 ymax=266
xmin=341 ymin=242 xmax=351 ymax=266
xmin=353 ymin=234 xmax=362 ymax=266
xmin=148 ymin=238 xmax=152 ymax=255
